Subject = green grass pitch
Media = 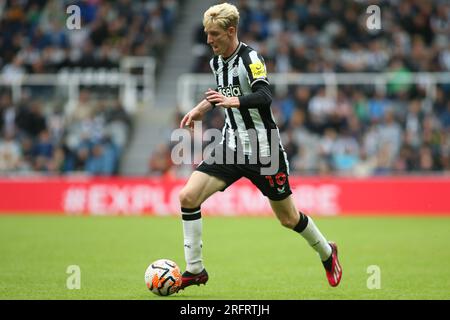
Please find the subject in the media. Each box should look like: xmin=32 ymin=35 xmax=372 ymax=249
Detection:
xmin=0 ymin=215 xmax=449 ymax=300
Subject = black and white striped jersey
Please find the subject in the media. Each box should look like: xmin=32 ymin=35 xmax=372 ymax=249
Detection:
xmin=210 ymin=42 xmax=287 ymax=162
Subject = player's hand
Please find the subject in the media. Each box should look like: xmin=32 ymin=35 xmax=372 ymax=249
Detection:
xmin=180 ymin=108 xmax=203 ymax=130
xmin=205 ymin=88 xmax=240 ymax=108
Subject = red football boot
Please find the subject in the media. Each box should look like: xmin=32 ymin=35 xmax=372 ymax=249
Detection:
xmin=323 ymin=242 xmax=342 ymax=287
xmin=177 ymin=269 xmax=209 ymax=291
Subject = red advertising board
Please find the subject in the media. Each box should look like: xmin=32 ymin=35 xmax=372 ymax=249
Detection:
xmin=0 ymin=176 xmax=449 ymax=216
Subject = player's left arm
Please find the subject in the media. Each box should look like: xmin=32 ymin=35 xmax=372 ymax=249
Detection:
xmin=237 ymin=81 xmax=272 ymax=110
xmin=205 ymin=52 xmax=272 ymax=109
xmin=204 ymin=83 xmax=272 ymax=109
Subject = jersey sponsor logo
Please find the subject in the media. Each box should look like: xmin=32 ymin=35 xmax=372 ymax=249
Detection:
xmin=218 ymin=85 xmax=243 ymax=97
xmin=249 ymin=61 xmax=266 ymax=78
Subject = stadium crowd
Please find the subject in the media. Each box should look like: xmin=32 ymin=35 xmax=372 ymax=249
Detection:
xmin=0 ymin=0 xmax=181 ymax=74
xmin=150 ymin=0 xmax=450 ymax=177
xmin=0 ymin=0 xmax=182 ymax=175
xmin=0 ymin=0 xmax=449 ymax=177
xmin=192 ymin=0 xmax=450 ymax=74
xmin=0 ymin=88 xmax=134 ymax=175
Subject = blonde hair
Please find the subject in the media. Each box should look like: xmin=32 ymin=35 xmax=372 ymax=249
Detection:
xmin=203 ymin=2 xmax=240 ymax=30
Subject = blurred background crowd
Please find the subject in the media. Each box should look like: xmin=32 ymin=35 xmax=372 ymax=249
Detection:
xmin=0 ymin=0 xmax=181 ymax=175
xmin=0 ymin=0 xmax=449 ymax=177
xmin=0 ymin=0 xmax=180 ymax=74
xmin=151 ymin=0 xmax=450 ymax=177
xmin=192 ymin=0 xmax=450 ymax=74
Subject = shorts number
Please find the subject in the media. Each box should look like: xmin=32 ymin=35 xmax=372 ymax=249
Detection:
xmin=265 ymin=173 xmax=286 ymax=187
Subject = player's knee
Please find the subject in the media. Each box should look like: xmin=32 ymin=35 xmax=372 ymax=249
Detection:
xmin=278 ymin=215 xmax=298 ymax=229
xmin=278 ymin=214 xmax=298 ymax=229
xmin=179 ymin=188 xmax=199 ymax=208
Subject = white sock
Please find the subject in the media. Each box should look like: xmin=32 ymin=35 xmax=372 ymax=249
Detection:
xmin=295 ymin=213 xmax=332 ymax=261
xmin=181 ymin=207 xmax=204 ymax=274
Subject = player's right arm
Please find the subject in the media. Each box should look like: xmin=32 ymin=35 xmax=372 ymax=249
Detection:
xmin=179 ymin=97 xmax=214 ymax=129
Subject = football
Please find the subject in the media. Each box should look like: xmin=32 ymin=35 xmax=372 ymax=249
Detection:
xmin=144 ymin=259 xmax=182 ymax=296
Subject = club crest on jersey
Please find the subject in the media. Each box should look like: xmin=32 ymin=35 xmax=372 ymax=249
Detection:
xmin=232 ymin=65 xmax=239 ymax=77
xmin=277 ymin=186 xmax=286 ymax=194
xmin=218 ymin=85 xmax=242 ymax=97
xmin=213 ymin=66 xmax=223 ymax=76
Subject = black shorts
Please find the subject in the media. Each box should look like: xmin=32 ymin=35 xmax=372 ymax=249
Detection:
xmin=195 ymin=145 xmax=292 ymax=201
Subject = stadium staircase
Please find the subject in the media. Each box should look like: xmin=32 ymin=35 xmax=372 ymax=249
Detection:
xmin=121 ymin=0 xmax=215 ymax=175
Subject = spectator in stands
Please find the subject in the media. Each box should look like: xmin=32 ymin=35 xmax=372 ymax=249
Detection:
xmin=1 ymin=56 xmax=25 ymax=83
xmin=353 ymin=150 xmax=376 ymax=177
xmin=67 ymin=89 xmax=94 ymax=125
xmin=367 ymin=90 xmax=390 ymax=124
xmin=393 ymin=143 xmax=416 ymax=173
xmin=0 ymin=131 xmax=21 ymax=172
xmin=440 ymin=101 xmax=450 ymax=129
xmin=44 ymin=145 xmax=65 ymax=175
xmin=404 ymin=99 xmax=424 ymax=148
xmin=351 ymin=89 xmax=369 ymax=125
xmin=16 ymin=100 xmax=47 ymax=138
xmin=0 ymin=92 xmax=16 ymax=136
xmin=104 ymin=99 xmax=132 ymax=153
xmin=72 ymin=142 xmax=90 ymax=173
xmin=47 ymin=105 xmax=66 ymax=145
xmin=318 ymin=127 xmax=337 ymax=167
xmin=377 ymin=109 xmax=402 ymax=160
xmin=308 ymin=87 xmax=335 ymax=134
xmin=373 ymin=142 xmax=395 ymax=175
xmin=148 ymin=143 xmax=174 ymax=177
xmin=19 ymin=135 xmax=34 ymax=171
xmin=86 ymin=138 xmax=117 ymax=176
xmin=32 ymin=129 xmax=53 ymax=161
xmin=417 ymin=144 xmax=437 ymax=172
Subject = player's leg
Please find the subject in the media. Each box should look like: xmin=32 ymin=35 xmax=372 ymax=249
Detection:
xmin=269 ymin=195 xmax=332 ymax=260
xmin=179 ymin=170 xmax=227 ymax=275
xmin=179 ymin=170 xmax=228 ymax=208
xmin=269 ymin=195 xmax=342 ymax=287
xmin=245 ymin=164 xmax=333 ymax=262
xmin=178 ymin=143 xmax=242 ymax=291
xmin=245 ymin=147 xmax=342 ymax=286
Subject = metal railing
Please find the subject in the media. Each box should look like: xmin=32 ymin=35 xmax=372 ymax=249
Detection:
xmin=0 ymin=56 xmax=156 ymax=114
xmin=177 ymin=72 xmax=450 ymax=112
